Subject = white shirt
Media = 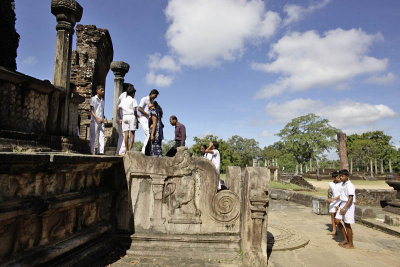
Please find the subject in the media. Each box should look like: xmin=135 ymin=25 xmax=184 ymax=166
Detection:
xmin=138 ymin=96 xmax=150 ymax=118
xmin=329 ymin=181 xmax=342 ymax=199
xmin=118 ymin=95 xmax=137 ymax=116
xmin=203 ymin=153 xmax=212 ymax=161
xmin=116 ymin=92 xmax=127 ymax=117
xmin=339 ymin=180 xmax=356 ymax=203
xmin=211 ymin=149 xmax=220 ymax=172
xmin=90 ymin=95 xmax=104 ymax=122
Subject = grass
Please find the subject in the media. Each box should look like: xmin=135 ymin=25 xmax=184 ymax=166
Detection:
xmin=269 ymin=181 xmax=304 ymax=190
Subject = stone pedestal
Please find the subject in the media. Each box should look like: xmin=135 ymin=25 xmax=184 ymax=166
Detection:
xmin=51 ymin=0 xmax=83 ymax=135
xmin=110 ymin=61 xmax=130 ymax=145
xmin=384 ymin=174 xmax=400 ymax=215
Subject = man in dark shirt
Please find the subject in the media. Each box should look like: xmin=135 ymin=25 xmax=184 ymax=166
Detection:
xmin=166 ymin=115 xmax=186 ymax=157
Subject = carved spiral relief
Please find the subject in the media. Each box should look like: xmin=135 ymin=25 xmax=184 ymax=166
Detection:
xmin=210 ymin=190 xmax=240 ymax=222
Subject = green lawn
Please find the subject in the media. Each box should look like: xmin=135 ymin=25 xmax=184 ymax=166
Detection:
xmin=269 ymin=181 xmax=304 ymax=190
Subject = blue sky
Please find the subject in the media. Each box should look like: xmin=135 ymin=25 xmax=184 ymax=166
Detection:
xmin=15 ymin=0 xmax=400 ymax=150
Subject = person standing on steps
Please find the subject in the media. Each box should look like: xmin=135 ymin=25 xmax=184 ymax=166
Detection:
xmin=138 ymin=89 xmax=159 ymax=155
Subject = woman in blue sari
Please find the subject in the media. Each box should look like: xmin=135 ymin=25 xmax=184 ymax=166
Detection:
xmin=148 ymin=101 xmax=164 ymax=157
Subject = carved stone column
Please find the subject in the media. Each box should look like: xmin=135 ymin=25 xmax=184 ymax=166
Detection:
xmin=150 ymin=174 xmax=167 ymax=232
xmin=111 ymin=62 xmax=129 ymax=127
xmin=51 ymin=0 xmax=83 ymax=135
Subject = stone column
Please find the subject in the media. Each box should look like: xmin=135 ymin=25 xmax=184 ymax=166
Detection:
xmin=110 ymin=61 xmax=130 ymax=129
xmin=295 ymin=164 xmax=298 ymax=175
xmin=381 ymin=159 xmax=384 ymax=174
xmin=252 ymin=159 xmax=257 ymax=167
xmin=370 ymin=159 xmax=373 ymax=177
xmin=51 ymin=0 xmax=83 ymax=135
xmin=374 ymin=158 xmax=378 ymax=175
xmin=300 ymin=164 xmax=303 ymax=174
xmin=350 ymin=158 xmax=353 ymax=174
xmin=150 ymin=174 xmax=167 ymax=232
xmin=389 ymin=159 xmax=393 ymax=173
xmin=337 ymin=132 xmax=349 ymax=170
xmin=310 ymin=158 xmax=312 ymax=172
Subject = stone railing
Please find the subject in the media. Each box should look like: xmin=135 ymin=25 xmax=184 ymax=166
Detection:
xmin=0 ymin=152 xmax=124 ymax=265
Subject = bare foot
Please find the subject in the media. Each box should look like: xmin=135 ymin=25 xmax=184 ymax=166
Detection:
xmin=339 ymin=241 xmax=348 ymax=247
xmin=342 ymin=244 xmax=354 ymax=249
xmin=327 ymin=231 xmax=337 ymax=235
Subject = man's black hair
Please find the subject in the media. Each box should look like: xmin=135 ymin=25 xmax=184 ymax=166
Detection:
xmin=170 ymin=115 xmax=178 ymax=121
xmin=339 ymin=169 xmax=350 ymax=176
xmin=150 ymin=89 xmax=159 ymax=95
xmin=126 ymin=86 xmax=136 ymax=96
xmin=212 ymin=141 xmax=219 ymax=150
xmin=153 ymin=101 xmax=163 ymax=118
xmin=123 ymin=82 xmax=134 ymax=92
xmin=331 ymin=171 xmax=339 ymax=178
xmin=201 ymin=144 xmax=207 ymax=149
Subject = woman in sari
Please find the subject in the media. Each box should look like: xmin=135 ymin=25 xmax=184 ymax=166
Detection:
xmin=148 ymin=101 xmax=164 ymax=157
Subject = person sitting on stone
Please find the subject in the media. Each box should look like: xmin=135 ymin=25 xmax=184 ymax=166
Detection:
xmin=166 ymin=115 xmax=186 ymax=157
xmin=335 ymin=169 xmax=356 ymax=249
xmin=147 ymin=101 xmax=164 ymax=157
xmin=117 ymin=85 xmax=139 ymax=155
xmin=327 ymin=171 xmax=341 ymax=235
xmin=205 ymin=141 xmax=221 ymax=190
xmin=89 ymin=85 xmax=106 ymax=155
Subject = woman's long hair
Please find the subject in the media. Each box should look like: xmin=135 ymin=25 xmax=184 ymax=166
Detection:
xmin=153 ymin=101 xmax=163 ymax=118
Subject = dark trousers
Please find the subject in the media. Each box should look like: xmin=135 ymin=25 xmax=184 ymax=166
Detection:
xmin=166 ymin=140 xmax=181 ymax=157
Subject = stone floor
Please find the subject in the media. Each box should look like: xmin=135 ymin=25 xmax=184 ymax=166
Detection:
xmin=94 ymin=200 xmax=400 ymax=266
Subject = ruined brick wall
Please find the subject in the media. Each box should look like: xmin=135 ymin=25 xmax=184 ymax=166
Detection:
xmin=0 ymin=0 xmax=19 ymax=71
xmin=70 ymin=25 xmax=113 ymax=138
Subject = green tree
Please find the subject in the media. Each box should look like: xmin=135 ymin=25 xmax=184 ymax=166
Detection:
xmin=162 ymin=139 xmax=176 ymax=156
xmin=277 ymin=113 xmax=337 ymax=164
xmin=132 ymin=141 xmax=143 ymax=152
xmin=190 ymin=134 xmax=240 ymax=173
xmin=227 ymin=135 xmax=261 ymax=167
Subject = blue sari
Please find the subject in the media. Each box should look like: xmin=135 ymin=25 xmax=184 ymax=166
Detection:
xmin=149 ymin=109 xmax=163 ymax=157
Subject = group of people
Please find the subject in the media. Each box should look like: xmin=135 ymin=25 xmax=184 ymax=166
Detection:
xmin=89 ymin=83 xmax=186 ymax=157
xmin=328 ymin=169 xmax=356 ymax=249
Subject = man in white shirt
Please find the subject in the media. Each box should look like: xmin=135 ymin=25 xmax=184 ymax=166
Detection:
xmin=205 ymin=141 xmax=221 ymax=190
xmin=115 ymin=83 xmax=130 ymax=155
xmin=328 ymin=171 xmax=342 ymax=235
xmin=89 ymin=85 xmax=105 ymax=154
xmin=117 ymin=86 xmax=138 ymax=154
xmin=138 ymin=89 xmax=159 ymax=155
xmin=335 ymin=169 xmax=356 ymax=249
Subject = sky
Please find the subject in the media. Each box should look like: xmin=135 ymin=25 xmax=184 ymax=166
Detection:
xmin=14 ymin=0 xmax=400 ymax=152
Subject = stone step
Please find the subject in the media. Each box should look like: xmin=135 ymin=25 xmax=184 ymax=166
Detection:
xmin=125 ymin=233 xmax=241 ymax=260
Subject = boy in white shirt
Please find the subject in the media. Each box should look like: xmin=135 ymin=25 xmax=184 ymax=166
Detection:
xmin=205 ymin=141 xmax=221 ymax=190
xmin=335 ymin=169 xmax=356 ymax=249
xmin=328 ymin=171 xmax=341 ymax=235
xmin=138 ymin=89 xmax=159 ymax=155
xmin=89 ymin=85 xmax=105 ymax=155
xmin=115 ymin=83 xmax=129 ymax=155
xmin=117 ymin=86 xmax=139 ymax=154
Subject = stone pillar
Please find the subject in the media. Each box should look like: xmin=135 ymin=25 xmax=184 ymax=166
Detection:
xmin=337 ymin=132 xmax=349 ymax=170
xmin=350 ymin=158 xmax=353 ymax=174
xmin=150 ymin=174 xmax=166 ymax=232
xmin=276 ymin=158 xmax=278 ymax=168
xmin=300 ymin=164 xmax=303 ymax=174
xmin=264 ymin=159 xmax=267 ymax=167
xmin=374 ymin=158 xmax=378 ymax=175
xmin=370 ymin=159 xmax=373 ymax=177
xmin=295 ymin=164 xmax=298 ymax=175
xmin=252 ymin=159 xmax=257 ymax=167
xmin=381 ymin=159 xmax=384 ymax=174
xmin=274 ymin=169 xmax=278 ymax=181
xmin=51 ymin=0 xmax=83 ymax=135
xmin=310 ymin=158 xmax=312 ymax=172
xmin=241 ymin=167 xmax=269 ymax=267
xmin=389 ymin=159 xmax=393 ymax=173
xmin=110 ymin=61 xmax=130 ymax=128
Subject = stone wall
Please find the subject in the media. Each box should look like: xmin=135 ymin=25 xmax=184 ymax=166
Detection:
xmin=0 ymin=67 xmax=64 ymax=135
xmin=355 ymin=189 xmax=396 ymax=207
xmin=0 ymin=153 xmax=124 ymax=265
xmin=0 ymin=0 xmax=19 ymax=71
xmin=70 ymin=24 xmax=113 ymax=138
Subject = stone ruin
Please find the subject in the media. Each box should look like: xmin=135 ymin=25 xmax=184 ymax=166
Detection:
xmin=0 ymin=0 xmax=272 ymax=266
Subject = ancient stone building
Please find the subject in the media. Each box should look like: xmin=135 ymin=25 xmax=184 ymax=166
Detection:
xmin=70 ymin=24 xmax=113 ymax=138
xmin=0 ymin=0 xmax=19 ymax=71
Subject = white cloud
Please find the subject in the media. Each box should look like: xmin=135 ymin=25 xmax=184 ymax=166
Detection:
xmin=146 ymin=71 xmax=174 ymax=87
xmin=366 ymin=72 xmax=395 ymax=85
xmin=22 ymin=56 xmax=38 ymax=65
xmin=260 ymin=130 xmax=274 ymax=137
xmin=165 ymin=0 xmax=280 ymax=67
xmin=265 ymin=98 xmax=397 ymax=131
xmin=253 ymin=28 xmax=387 ymax=99
xmin=148 ymin=53 xmax=181 ymax=72
xmin=283 ymin=0 xmax=332 ymax=26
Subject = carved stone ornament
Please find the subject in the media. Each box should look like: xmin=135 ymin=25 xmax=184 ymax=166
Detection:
xmin=110 ymin=61 xmax=130 ymax=78
xmin=210 ymin=190 xmax=240 ymax=222
xmin=249 ymin=189 xmax=269 ymax=220
xmin=51 ymin=0 xmax=83 ymax=21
